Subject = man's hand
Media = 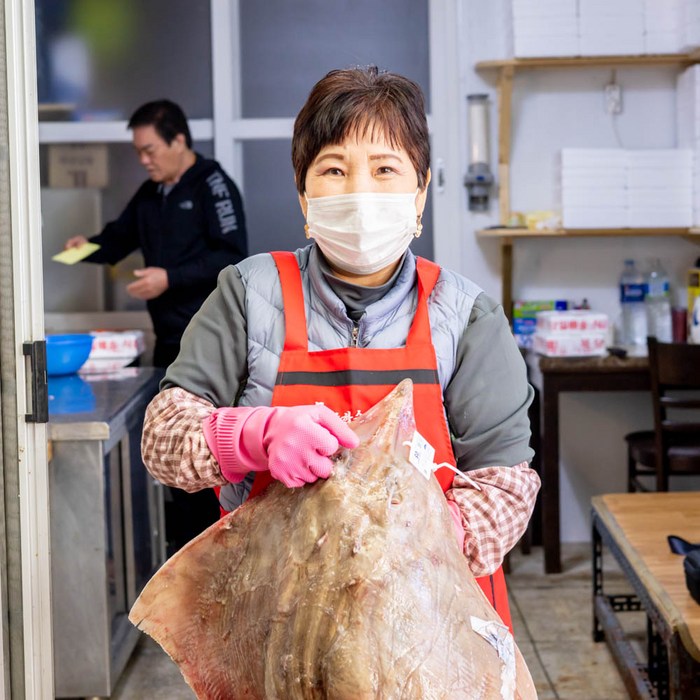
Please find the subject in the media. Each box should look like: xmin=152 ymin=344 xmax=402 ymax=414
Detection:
xmin=127 ymin=267 xmax=169 ymax=300
xmin=64 ymin=236 xmax=89 ymax=250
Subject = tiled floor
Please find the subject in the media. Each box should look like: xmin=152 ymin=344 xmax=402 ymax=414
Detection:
xmin=111 ymin=543 xmax=642 ymax=699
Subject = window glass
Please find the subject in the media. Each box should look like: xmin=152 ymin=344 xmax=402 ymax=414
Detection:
xmin=239 ymin=0 xmax=430 ymax=118
xmin=35 ymin=0 xmax=212 ymax=120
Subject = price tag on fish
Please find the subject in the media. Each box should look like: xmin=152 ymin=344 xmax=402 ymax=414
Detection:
xmin=406 ymin=431 xmax=435 ymax=480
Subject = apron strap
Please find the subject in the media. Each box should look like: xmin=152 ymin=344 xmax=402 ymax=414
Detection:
xmin=271 ymin=251 xmax=308 ymax=351
xmin=406 ymin=257 xmax=441 ymax=346
xmin=273 ymin=252 xmax=442 ymax=352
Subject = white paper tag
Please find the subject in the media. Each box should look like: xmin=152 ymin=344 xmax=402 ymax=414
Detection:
xmin=406 ymin=431 xmax=436 ymax=480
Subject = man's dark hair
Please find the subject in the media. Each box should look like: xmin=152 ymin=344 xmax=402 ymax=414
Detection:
xmin=292 ymin=66 xmax=430 ymax=195
xmin=128 ymin=99 xmax=192 ymax=149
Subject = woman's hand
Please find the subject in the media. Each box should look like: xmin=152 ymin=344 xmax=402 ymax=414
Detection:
xmin=203 ymin=405 xmax=359 ymax=488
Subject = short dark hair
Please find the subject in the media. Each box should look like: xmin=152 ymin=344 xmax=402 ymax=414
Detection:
xmin=128 ymin=99 xmax=192 ymax=149
xmin=292 ymin=66 xmax=430 ymax=195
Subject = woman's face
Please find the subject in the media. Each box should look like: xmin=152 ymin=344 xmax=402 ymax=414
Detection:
xmin=299 ymin=131 xmax=430 ymax=218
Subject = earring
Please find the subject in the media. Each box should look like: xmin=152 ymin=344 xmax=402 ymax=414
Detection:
xmin=304 ymin=223 xmax=310 ymax=239
xmin=415 ymin=215 xmax=423 ymax=238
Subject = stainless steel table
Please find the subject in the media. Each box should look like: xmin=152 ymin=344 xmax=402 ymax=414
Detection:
xmin=48 ymin=367 xmax=165 ymax=698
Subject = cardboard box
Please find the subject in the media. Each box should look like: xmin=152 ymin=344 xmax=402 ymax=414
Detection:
xmin=535 ymin=310 xmax=609 ymax=334
xmin=88 ymin=330 xmax=145 ymax=359
xmin=533 ymin=332 xmax=607 ymax=357
xmin=513 ymin=300 xmax=568 ymax=348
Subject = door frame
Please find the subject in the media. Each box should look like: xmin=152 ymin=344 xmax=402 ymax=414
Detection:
xmin=209 ymin=0 xmax=463 ymax=269
xmin=3 ymin=0 xmax=54 ymax=696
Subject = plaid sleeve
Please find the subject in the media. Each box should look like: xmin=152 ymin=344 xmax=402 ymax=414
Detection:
xmin=445 ymin=462 xmax=540 ymax=577
xmin=141 ymin=387 xmax=228 ymax=492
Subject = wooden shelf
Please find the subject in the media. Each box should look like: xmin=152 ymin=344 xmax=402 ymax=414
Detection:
xmin=477 ymin=227 xmax=700 ymax=238
xmin=476 ymin=52 xmax=700 ymax=71
xmin=474 ymin=51 xmax=700 ymax=321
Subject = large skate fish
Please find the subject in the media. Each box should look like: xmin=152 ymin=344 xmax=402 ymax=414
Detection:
xmin=130 ymin=379 xmax=537 ymax=699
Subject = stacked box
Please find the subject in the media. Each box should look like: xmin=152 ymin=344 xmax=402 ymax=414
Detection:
xmin=676 ymin=66 xmax=700 ymax=226
xmin=533 ymin=310 xmax=609 ymax=357
xmin=579 ymin=0 xmax=645 ymax=56
xmin=680 ymin=0 xmax=700 ymax=52
xmin=510 ymin=0 xmax=579 ymax=58
xmin=626 ymin=150 xmax=692 ymax=227
xmin=644 ymin=0 xmax=683 ymax=54
xmin=560 ymin=148 xmax=692 ymax=228
xmin=513 ymin=299 xmax=568 ymax=349
xmin=560 ymin=149 xmax=627 ymax=228
xmin=82 ymin=330 xmax=145 ymax=373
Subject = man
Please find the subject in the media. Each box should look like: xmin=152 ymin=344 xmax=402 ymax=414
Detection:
xmin=65 ymin=99 xmax=248 ymax=553
xmin=65 ymin=99 xmax=248 ymax=367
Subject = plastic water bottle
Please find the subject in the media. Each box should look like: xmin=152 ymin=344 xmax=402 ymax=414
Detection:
xmin=644 ymin=259 xmax=672 ymax=342
xmin=619 ymin=259 xmax=647 ymax=346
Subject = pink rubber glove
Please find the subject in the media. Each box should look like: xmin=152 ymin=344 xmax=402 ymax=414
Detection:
xmin=203 ymin=405 xmax=359 ymax=488
xmin=446 ymin=500 xmax=466 ymax=553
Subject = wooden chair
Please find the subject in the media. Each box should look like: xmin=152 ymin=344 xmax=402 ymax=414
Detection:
xmin=626 ymin=336 xmax=700 ymax=492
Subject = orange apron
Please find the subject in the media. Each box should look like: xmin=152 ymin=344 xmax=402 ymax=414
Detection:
xmin=242 ymin=250 xmax=511 ymax=631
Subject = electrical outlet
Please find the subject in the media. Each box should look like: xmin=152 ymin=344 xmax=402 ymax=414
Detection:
xmin=604 ymin=82 xmax=623 ymax=115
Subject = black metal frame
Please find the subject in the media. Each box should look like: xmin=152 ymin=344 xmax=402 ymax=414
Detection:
xmin=592 ymin=509 xmax=700 ymax=699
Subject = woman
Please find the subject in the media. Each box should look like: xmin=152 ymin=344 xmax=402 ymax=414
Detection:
xmin=142 ymin=66 xmax=539 ymax=631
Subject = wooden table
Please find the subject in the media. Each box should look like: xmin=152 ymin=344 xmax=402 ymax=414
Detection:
xmin=592 ymin=492 xmax=700 ymax=700
xmin=527 ymin=353 xmax=650 ymax=573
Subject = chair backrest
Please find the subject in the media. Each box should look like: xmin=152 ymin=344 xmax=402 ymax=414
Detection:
xmin=647 ymin=336 xmax=700 ymax=490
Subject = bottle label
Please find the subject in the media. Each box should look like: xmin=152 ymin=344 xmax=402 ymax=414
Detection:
xmin=647 ymin=280 xmax=670 ymax=297
xmin=620 ymin=283 xmax=645 ymax=303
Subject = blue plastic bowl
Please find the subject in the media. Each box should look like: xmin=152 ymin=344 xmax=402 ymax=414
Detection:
xmin=46 ymin=334 xmax=93 ymax=377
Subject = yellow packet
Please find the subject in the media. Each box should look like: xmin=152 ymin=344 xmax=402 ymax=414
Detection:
xmin=52 ymin=242 xmax=100 ymax=265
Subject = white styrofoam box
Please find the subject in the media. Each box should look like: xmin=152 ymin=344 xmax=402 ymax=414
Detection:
xmin=561 ymin=148 xmax=628 ymax=168
xmin=677 ymin=67 xmax=700 ymax=145
xmin=580 ymin=15 xmax=645 ymax=34
xmin=512 ymin=0 xmax=577 ymax=15
xmin=514 ymin=36 xmax=579 ymax=58
xmin=645 ymin=32 xmax=683 ymax=54
xmin=88 ymin=330 xmax=145 ymax=359
xmin=514 ymin=18 xmax=578 ymax=35
xmin=562 ymin=207 xmax=628 ymax=228
xmin=644 ymin=11 xmax=681 ymax=33
xmin=561 ymin=188 xmax=626 ymax=208
xmin=561 ymin=172 xmax=628 ymax=189
xmin=627 ymin=149 xmax=692 ymax=169
xmin=580 ymin=34 xmax=646 ymax=56
xmin=627 ymin=188 xmax=693 ymax=208
xmin=627 ymin=168 xmax=692 ymax=189
xmin=533 ymin=332 xmax=607 ymax=357
xmin=626 ymin=207 xmax=693 ymax=227
xmin=536 ymin=310 xmax=609 ymax=334
xmin=81 ymin=357 xmax=138 ymax=374
xmin=580 ymin=0 xmax=643 ymax=15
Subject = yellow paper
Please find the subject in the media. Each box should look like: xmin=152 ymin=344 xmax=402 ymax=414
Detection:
xmin=52 ymin=242 xmax=100 ymax=265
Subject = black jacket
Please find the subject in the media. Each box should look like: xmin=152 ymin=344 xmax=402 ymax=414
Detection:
xmin=86 ymin=154 xmax=248 ymax=345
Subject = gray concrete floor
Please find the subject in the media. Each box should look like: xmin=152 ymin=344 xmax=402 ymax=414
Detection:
xmin=110 ymin=543 xmax=641 ymax=699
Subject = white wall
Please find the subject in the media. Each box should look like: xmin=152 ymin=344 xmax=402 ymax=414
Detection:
xmin=457 ymin=0 xmax=700 ymax=542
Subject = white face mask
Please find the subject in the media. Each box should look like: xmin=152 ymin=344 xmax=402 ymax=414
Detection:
xmin=305 ymin=192 xmax=419 ymax=275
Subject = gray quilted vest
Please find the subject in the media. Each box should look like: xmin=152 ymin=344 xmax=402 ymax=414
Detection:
xmin=219 ymin=244 xmax=484 ymax=510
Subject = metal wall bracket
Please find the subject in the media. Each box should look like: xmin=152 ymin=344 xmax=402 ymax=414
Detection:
xmin=23 ymin=340 xmax=48 ymax=423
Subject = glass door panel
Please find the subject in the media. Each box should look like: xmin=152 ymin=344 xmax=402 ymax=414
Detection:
xmin=239 ymin=0 xmax=430 ymax=118
xmin=234 ymin=0 xmax=434 ymax=260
